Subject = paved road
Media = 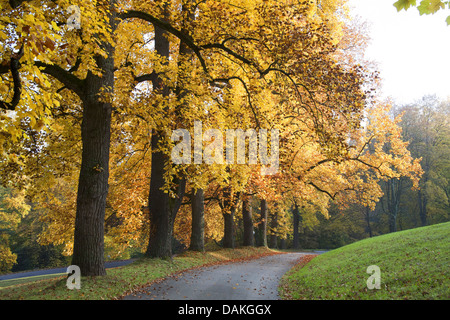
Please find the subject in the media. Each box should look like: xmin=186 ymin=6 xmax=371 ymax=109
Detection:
xmin=0 ymin=259 xmax=136 ymax=281
xmin=123 ymin=253 xmax=306 ymax=300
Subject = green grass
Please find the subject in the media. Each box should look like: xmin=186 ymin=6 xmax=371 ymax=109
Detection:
xmin=279 ymin=222 xmax=450 ymax=300
xmin=0 ymin=246 xmax=277 ymax=300
xmin=0 ymin=273 xmax=66 ymax=289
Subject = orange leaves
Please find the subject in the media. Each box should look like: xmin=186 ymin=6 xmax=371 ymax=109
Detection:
xmin=24 ymin=33 xmax=56 ymax=56
xmin=0 ymin=0 xmax=426 ymax=260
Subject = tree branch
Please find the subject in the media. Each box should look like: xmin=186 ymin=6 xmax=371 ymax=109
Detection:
xmin=118 ymin=8 xmax=320 ymax=130
xmin=348 ymin=157 xmax=384 ymax=175
xmin=304 ymin=158 xmax=335 ymax=174
xmin=0 ymin=45 xmax=24 ymax=111
xmin=307 ymin=182 xmax=336 ymax=199
xmin=212 ymin=76 xmax=260 ymax=128
xmin=8 ymin=0 xmax=26 ymax=8
xmin=308 ymin=181 xmax=354 ymax=200
xmin=119 ymin=10 xmax=208 ymax=74
xmin=34 ymin=61 xmax=84 ymax=98
xmin=134 ymin=71 xmax=157 ymax=84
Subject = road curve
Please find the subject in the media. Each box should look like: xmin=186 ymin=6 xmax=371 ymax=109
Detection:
xmin=123 ymin=252 xmax=305 ymax=300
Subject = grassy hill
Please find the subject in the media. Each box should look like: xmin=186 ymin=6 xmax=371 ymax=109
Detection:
xmin=279 ymin=222 xmax=450 ymax=300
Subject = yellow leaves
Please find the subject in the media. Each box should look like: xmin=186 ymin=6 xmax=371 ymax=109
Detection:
xmin=0 ymin=82 xmax=8 ymax=94
xmin=22 ymin=13 xmax=36 ymax=24
xmin=0 ymin=187 xmax=31 ymax=274
xmin=282 ymin=93 xmax=423 ymax=216
xmin=1 ymin=188 xmax=31 ymax=219
xmin=0 ymin=244 xmax=17 ymax=273
xmin=0 ymin=0 xmax=425 ymax=257
xmin=11 ymin=8 xmax=60 ymax=61
xmin=50 ymin=21 xmax=60 ymax=32
xmin=306 ymin=0 xmax=319 ymax=19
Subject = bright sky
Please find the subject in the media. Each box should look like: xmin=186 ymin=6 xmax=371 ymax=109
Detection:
xmin=347 ymin=0 xmax=450 ymax=104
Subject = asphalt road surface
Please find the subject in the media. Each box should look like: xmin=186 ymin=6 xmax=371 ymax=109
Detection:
xmin=0 ymin=259 xmax=136 ymax=281
xmin=123 ymin=252 xmax=305 ymax=300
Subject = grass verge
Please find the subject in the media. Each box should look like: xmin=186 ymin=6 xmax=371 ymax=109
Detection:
xmin=279 ymin=222 xmax=450 ymax=300
xmin=0 ymin=273 xmax=66 ymax=289
xmin=0 ymin=246 xmax=278 ymax=300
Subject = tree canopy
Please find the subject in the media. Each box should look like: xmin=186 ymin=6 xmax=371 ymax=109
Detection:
xmin=0 ymin=0 xmax=430 ymax=276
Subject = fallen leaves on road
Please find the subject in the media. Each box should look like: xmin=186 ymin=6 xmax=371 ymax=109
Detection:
xmin=117 ymin=247 xmax=282 ymax=299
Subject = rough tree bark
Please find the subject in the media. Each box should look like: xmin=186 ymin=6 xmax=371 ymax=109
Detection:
xmin=418 ymin=188 xmax=428 ymax=227
xmin=242 ymin=196 xmax=254 ymax=246
xmin=146 ymin=20 xmax=176 ymax=258
xmin=145 ymin=3 xmax=192 ymax=259
xmin=269 ymin=210 xmax=278 ymax=248
xmin=222 ymin=211 xmax=235 ymax=249
xmin=220 ymin=189 xmax=240 ymax=249
xmin=190 ymin=188 xmax=205 ymax=251
xmin=292 ymin=203 xmax=300 ymax=249
xmin=384 ymin=178 xmax=403 ymax=233
xmin=64 ymin=4 xmax=117 ymax=277
xmin=256 ymin=199 xmax=268 ymax=247
xmin=364 ymin=206 xmax=373 ymax=238
xmin=71 ymin=66 xmax=113 ymax=276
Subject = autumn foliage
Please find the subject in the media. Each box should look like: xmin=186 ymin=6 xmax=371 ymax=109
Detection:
xmin=0 ymin=0 xmax=423 ymax=275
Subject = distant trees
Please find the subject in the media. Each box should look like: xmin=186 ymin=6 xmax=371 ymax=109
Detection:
xmin=0 ymin=186 xmax=26 ymax=272
xmin=392 ymin=96 xmax=450 ymax=227
xmin=0 ymin=186 xmax=70 ymax=273
xmin=293 ymin=96 xmax=450 ymax=249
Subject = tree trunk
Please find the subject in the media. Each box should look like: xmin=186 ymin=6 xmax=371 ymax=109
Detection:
xmin=292 ymin=204 xmax=300 ymax=249
xmin=190 ymin=188 xmax=205 ymax=251
xmin=257 ymin=199 xmax=268 ymax=247
xmin=221 ymin=189 xmax=240 ymax=249
xmin=242 ymin=197 xmax=254 ymax=246
xmin=280 ymin=238 xmax=287 ymax=249
xmin=269 ymin=211 xmax=278 ymax=248
xmin=364 ymin=206 xmax=373 ymax=238
xmin=223 ymin=211 xmax=235 ymax=249
xmin=72 ymin=78 xmax=113 ymax=274
xmin=146 ymin=131 xmax=172 ymax=258
xmin=418 ymin=189 xmax=427 ymax=227
xmin=71 ymin=15 xmax=115 ymax=276
xmin=146 ymin=20 xmax=189 ymax=258
xmin=146 ymin=130 xmax=186 ymax=257
xmin=385 ymin=178 xmax=402 ymax=233
xmin=146 ymin=158 xmax=186 ymax=258
xmin=388 ymin=213 xmax=397 ymax=233
xmin=146 ymin=20 xmax=171 ymax=258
